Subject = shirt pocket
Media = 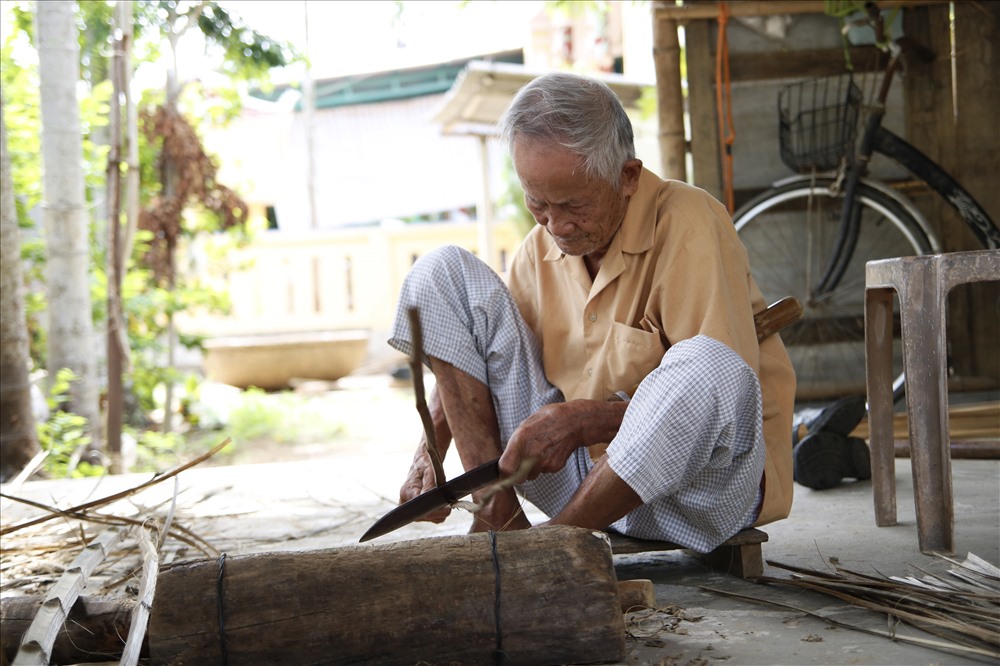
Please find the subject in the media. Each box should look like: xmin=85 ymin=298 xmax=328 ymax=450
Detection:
xmin=605 ymin=321 xmax=667 ymax=395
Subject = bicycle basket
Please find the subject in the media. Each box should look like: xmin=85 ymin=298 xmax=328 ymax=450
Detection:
xmin=778 ymin=73 xmax=862 ymax=172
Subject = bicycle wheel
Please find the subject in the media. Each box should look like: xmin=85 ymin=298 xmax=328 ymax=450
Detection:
xmin=734 ymin=177 xmax=935 ymax=402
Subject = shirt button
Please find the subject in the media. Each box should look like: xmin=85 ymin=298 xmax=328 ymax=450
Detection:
xmin=587 ymin=368 xmax=593 ymax=376
xmin=589 ymin=313 xmax=598 ymax=322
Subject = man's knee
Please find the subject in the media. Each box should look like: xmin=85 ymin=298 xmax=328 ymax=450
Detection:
xmin=404 ymin=245 xmax=495 ymax=296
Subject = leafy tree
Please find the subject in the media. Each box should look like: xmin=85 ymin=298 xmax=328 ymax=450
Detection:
xmin=1 ymin=0 xmax=297 ymax=477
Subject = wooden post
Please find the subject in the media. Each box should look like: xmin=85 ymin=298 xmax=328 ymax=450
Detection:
xmin=653 ymin=15 xmax=687 ymax=181
xmin=904 ymin=4 xmax=1000 ymax=387
xmin=951 ymin=1 xmax=1000 ymax=383
xmin=149 ymin=526 xmax=626 ymax=665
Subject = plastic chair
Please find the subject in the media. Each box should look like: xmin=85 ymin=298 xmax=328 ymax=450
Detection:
xmin=864 ymin=249 xmax=1000 ymax=554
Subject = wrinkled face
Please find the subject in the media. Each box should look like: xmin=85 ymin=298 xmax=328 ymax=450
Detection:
xmin=513 ymin=138 xmax=641 ymax=259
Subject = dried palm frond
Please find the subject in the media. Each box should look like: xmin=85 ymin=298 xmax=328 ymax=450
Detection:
xmin=703 ymin=553 xmax=1000 ymax=662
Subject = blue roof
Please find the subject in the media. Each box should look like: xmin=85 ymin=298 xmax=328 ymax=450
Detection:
xmin=252 ymin=49 xmax=523 ymax=110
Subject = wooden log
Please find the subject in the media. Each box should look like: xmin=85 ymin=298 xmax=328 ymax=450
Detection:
xmin=1 ymin=596 xmax=142 ymax=665
xmin=617 ymin=579 xmax=656 ymax=613
xmin=0 ymin=584 xmax=656 ymax=660
xmin=149 ymin=526 xmax=626 ymax=665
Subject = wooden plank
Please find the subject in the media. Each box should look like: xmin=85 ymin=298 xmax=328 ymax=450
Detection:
xmin=149 ymin=526 xmax=626 ymax=665
xmin=850 ymin=401 xmax=1000 ymax=441
xmin=901 ymin=3 xmax=998 ymax=404
xmin=608 ymin=528 xmax=769 ymax=578
xmin=728 ymin=47 xmax=889 ymax=82
xmin=894 ymin=440 xmax=1000 ymax=459
xmin=952 ymin=1 xmax=1000 ymax=381
xmin=653 ymin=0 xmax=950 ymax=22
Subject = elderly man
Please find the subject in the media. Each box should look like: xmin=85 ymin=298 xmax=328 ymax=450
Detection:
xmin=387 ymin=72 xmax=796 ymax=552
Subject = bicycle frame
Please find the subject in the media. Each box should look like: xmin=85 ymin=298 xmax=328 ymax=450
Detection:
xmin=814 ymin=56 xmax=1000 ymax=296
xmin=872 ymin=127 xmax=1000 ymax=250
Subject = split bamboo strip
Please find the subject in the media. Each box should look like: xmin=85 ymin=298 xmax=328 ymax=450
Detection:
xmin=12 ymin=527 xmax=126 ymax=666
xmin=750 ymin=557 xmax=1000 ymax=657
xmin=120 ymin=527 xmax=158 ymax=666
xmin=702 ymin=585 xmax=1000 ymax=660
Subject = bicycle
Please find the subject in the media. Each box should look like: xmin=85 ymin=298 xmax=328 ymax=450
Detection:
xmin=732 ymin=3 xmax=1000 ymax=403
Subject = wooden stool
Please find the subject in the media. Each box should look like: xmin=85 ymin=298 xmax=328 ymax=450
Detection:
xmin=608 ymin=528 xmax=768 ymax=578
xmin=864 ymin=250 xmax=1000 ymax=555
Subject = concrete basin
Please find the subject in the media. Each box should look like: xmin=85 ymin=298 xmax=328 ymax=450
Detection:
xmin=202 ymin=330 xmax=370 ymax=390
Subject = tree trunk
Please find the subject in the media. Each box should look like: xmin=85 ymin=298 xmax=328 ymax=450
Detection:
xmin=149 ymin=527 xmax=626 ymax=665
xmin=36 ymin=0 xmax=102 ymax=451
xmin=105 ymin=1 xmax=129 ymax=472
xmin=0 ymin=96 xmax=40 ymax=482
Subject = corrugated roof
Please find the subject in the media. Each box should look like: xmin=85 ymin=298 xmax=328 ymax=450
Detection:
xmin=430 ymin=60 xmax=650 ymax=137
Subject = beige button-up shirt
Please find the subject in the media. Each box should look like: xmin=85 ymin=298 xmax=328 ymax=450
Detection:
xmin=508 ymin=168 xmax=796 ymax=525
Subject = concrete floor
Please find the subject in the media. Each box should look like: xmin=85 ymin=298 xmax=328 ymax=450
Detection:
xmin=2 ymin=379 xmax=998 ymax=665
xmin=614 ymin=456 xmax=1000 ymax=665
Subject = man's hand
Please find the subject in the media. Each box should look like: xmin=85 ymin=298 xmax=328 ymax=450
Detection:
xmin=499 ymin=399 xmax=629 ymax=481
xmin=499 ymin=402 xmax=583 ymax=480
xmin=399 ymin=442 xmax=451 ymax=523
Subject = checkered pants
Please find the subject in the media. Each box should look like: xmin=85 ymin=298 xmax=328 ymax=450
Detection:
xmin=389 ymin=246 xmax=764 ymax=552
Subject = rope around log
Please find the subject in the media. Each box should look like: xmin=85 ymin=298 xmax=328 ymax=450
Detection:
xmin=488 ymin=531 xmax=507 ymax=665
xmin=216 ymin=552 xmax=229 ymax=665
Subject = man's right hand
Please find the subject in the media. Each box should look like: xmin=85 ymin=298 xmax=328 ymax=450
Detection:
xmin=398 ymin=443 xmax=452 ymax=523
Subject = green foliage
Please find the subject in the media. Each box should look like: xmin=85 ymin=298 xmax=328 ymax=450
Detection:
xmin=496 ymin=156 xmax=536 ymax=239
xmin=130 ymin=428 xmax=195 ymax=471
xmin=76 ymin=0 xmax=114 ymax=86
xmin=225 ymin=388 xmax=346 ymax=446
xmin=35 ymin=368 xmax=103 ymax=478
xmin=196 ymin=2 xmax=296 ymax=79
xmin=4 ymin=0 xmax=303 ymax=466
xmin=1 ymin=27 xmax=42 ymax=227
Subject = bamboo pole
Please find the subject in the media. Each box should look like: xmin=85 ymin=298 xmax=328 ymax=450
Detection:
xmin=653 ymin=16 xmax=687 ymax=181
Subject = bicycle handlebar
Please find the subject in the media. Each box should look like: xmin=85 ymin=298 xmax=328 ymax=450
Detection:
xmin=855 ymin=2 xmax=935 ymax=107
